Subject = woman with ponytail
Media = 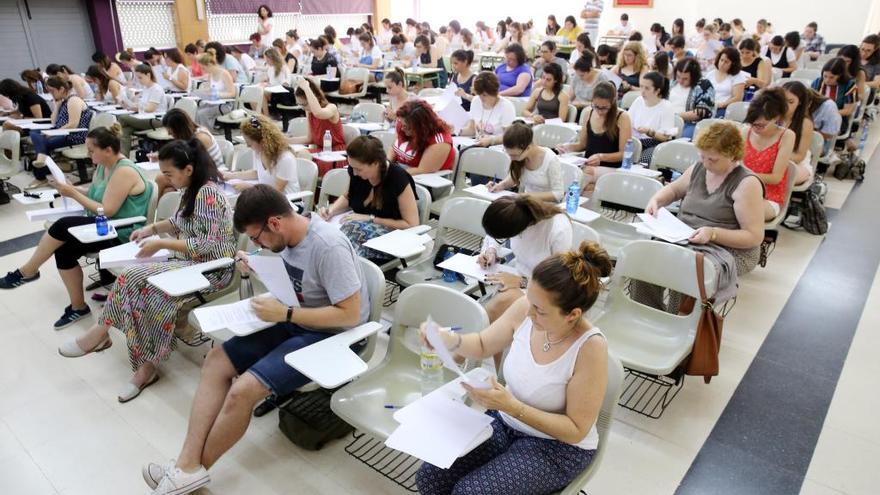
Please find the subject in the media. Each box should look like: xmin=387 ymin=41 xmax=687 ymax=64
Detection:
xmin=478 ymin=195 xmax=573 ymax=322
xmin=488 ymin=122 xmax=565 ymax=203
xmin=417 ymin=241 xmax=611 ymax=495
xmin=58 ymin=138 xmax=236 ymax=403
xmin=223 ymin=113 xmax=300 ymax=195
xmin=318 ymin=135 xmax=419 ymax=262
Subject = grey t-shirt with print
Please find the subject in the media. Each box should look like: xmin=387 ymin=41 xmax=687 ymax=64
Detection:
xmin=280 ymin=216 xmax=370 ymax=330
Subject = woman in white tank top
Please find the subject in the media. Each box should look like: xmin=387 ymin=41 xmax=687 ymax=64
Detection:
xmin=417 ymin=241 xmax=612 ymax=495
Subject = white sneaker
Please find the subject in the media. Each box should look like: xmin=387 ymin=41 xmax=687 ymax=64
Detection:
xmin=151 ymin=465 xmax=210 ymax=495
xmin=143 ymin=459 xmax=175 ymax=489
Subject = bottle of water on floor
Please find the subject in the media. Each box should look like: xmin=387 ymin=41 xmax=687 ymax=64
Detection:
xmin=858 ymin=124 xmax=868 ymax=158
xmin=622 ymin=140 xmax=634 ymax=169
xmin=566 ymin=180 xmax=580 ymax=214
xmin=323 ymin=130 xmax=332 ymax=153
xmin=95 ymin=208 xmax=109 ymax=236
xmin=441 ymin=247 xmax=457 ymax=283
xmin=210 ymin=85 xmax=218 ymax=102
xmin=420 ymin=342 xmax=444 ymax=395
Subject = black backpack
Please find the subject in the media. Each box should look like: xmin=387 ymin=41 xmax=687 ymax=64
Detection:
xmin=833 ymin=154 xmax=866 ymax=182
xmin=800 ymin=182 xmax=829 ymax=235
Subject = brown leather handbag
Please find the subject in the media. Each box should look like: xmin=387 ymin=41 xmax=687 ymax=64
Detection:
xmin=339 ymin=79 xmax=363 ymax=95
xmin=684 ymin=253 xmax=724 ymax=383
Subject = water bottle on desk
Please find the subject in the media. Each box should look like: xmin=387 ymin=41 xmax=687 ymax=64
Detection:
xmin=323 ymin=130 xmax=332 ymax=154
xmin=419 ymin=342 xmax=444 ymax=395
xmin=622 ymin=140 xmax=633 ymax=170
xmin=441 ymin=247 xmax=457 ymax=283
xmin=566 ymin=181 xmax=580 ymax=214
xmin=36 ymin=80 xmax=44 ymax=95
xmin=95 ymin=208 xmax=109 ymax=236
xmin=210 ymin=85 xmax=218 ymax=102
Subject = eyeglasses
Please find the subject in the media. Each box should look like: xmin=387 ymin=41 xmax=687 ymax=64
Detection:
xmin=249 ymin=220 xmax=270 ymax=243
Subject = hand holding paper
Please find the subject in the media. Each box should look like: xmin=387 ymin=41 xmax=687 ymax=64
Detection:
xmin=423 ymin=317 xmax=491 ymax=390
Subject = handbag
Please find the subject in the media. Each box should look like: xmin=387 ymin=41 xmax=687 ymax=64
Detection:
xmin=338 ymin=79 xmax=363 ymax=95
xmin=684 ymin=252 xmax=724 ymax=383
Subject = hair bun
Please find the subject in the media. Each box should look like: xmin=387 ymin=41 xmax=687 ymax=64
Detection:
xmin=578 ymin=240 xmax=612 ymax=278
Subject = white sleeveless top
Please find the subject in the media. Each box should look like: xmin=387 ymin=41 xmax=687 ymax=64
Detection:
xmin=500 ymin=318 xmax=604 ymax=450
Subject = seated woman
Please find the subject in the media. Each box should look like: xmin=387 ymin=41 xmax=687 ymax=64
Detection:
xmin=413 ymin=35 xmax=447 ymax=88
xmin=860 ymin=35 xmax=880 ymax=94
xmin=612 ymin=41 xmax=649 ymax=97
xmin=558 ymin=82 xmax=633 ymax=191
xmin=153 ymin=109 xmax=226 ymax=197
xmin=694 ymin=24 xmax=724 ymax=70
xmin=46 ymin=64 xmax=94 ymax=100
xmin=286 ymin=78 xmax=345 ymax=177
xmin=568 ymin=53 xmax=607 ymax=117
xmin=629 ymin=71 xmax=676 ymax=164
xmin=262 ymin=47 xmax=292 ymax=117
xmin=26 ymin=76 xmax=93 ymax=190
xmin=669 ymin=57 xmax=715 ymax=139
xmin=118 ymin=64 xmax=169 ymax=156
xmin=184 ymin=44 xmax=203 ymax=77
xmin=837 ymin=45 xmax=867 ymax=101
xmin=195 ymin=53 xmax=236 ymax=130
xmin=533 ymin=41 xmax=570 ymax=85
xmin=568 ymin=32 xmax=596 ymax=76
xmin=1 ymin=126 xmax=152 ymax=329
xmin=522 ymin=63 xmax=570 ymax=124
xmin=478 ymin=196 xmax=573 ymax=322
xmin=57 ymin=139 xmax=236 ymax=403
xmin=163 ymin=48 xmax=191 ymax=92
xmin=352 ymin=32 xmax=383 ymax=82
xmin=85 ymin=64 xmax=123 ymax=104
xmin=271 ymin=38 xmax=298 ymax=76
xmin=495 ymin=44 xmax=533 ymax=97
xmin=92 ymin=51 xmax=126 ymax=83
xmin=764 ymin=36 xmax=796 ymax=79
xmin=224 ymin=114 xmax=300 ymax=195
xmin=383 ymin=68 xmax=414 ymax=123
xmin=781 ymin=81 xmax=817 ymax=185
xmin=808 ymin=88 xmax=842 ymax=156
xmin=495 ymin=21 xmax=529 ymax=53
xmin=707 ymin=47 xmax=747 ymax=117
xmin=741 ymin=88 xmax=795 ymax=221
xmin=390 ymin=99 xmax=455 ymax=175
xmin=308 ymin=38 xmax=340 ymax=93
xmin=489 ymin=122 xmax=565 ymax=203
xmin=450 ymin=49 xmax=476 ymax=111
xmin=556 ymin=15 xmax=583 ymax=44
xmin=318 ymin=135 xmax=419 ymax=262
xmin=638 ymin=121 xmax=764 ymax=309
xmin=459 ymin=72 xmax=516 ymax=147
xmin=738 ymin=38 xmax=771 ymax=100
xmin=416 ymin=241 xmax=608 ymax=495
xmin=0 ymin=78 xmax=51 ymax=131
xmin=811 ymin=57 xmax=857 ymax=132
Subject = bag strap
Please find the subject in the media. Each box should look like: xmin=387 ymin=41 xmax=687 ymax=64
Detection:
xmin=695 ymin=252 xmax=709 ymax=305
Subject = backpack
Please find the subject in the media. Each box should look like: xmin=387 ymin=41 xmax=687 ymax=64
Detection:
xmin=800 ymin=182 xmax=829 ymax=235
xmin=833 ymin=153 xmax=866 ymax=182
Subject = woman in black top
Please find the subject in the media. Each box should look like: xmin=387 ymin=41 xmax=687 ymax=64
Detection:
xmin=558 ymin=81 xmax=632 ymax=191
xmin=764 ymin=36 xmax=795 ymax=78
xmin=309 ymin=38 xmax=340 ymax=93
xmin=318 ymin=135 xmax=419 ymax=262
xmin=0 ymin=78 xmax=51 ymax=131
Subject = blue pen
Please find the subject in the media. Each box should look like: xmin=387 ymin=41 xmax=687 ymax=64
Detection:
xmin=450 ymin=326 xmax=463 ymax=332
xmin=384 ymin=404 xmax=397 ymax=409
xmin=235 ymin=248 xmax=262 ymax=262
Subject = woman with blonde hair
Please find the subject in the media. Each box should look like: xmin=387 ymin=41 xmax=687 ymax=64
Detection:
xmin=195 ymin=52 xmax=236 ymax=129
xmin=223 ymin=114 xmax=300 ymax=195
xmin=612 ymin=41 xmax=648 ymax=96
xmin=262 ymin=47 xmax=291 ymax=116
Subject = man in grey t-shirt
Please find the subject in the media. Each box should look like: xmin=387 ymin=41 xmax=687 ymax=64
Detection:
xmin=144 ymin=185 xmax=370 ymax=494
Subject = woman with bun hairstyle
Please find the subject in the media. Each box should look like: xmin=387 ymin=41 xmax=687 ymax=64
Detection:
xmin=0 ymin=125 xmax=152 ymax=330
xmin=417 ymin=241 xmax=610 ymax=495
xmin=478 ymin=195 xmax=572 ymax=322
xmin=57 ymin=138 xmax=236 ymax=403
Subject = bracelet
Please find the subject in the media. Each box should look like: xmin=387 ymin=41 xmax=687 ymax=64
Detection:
xmin=710 ymin=227 xmax=718 ymax=242
xmin=515 ymin=402 xmax=526 ymax=419
xmin=286 ymin=306 xmax=293 ymax=323
xmin=449 ymin=332 xmax=463 ymax=352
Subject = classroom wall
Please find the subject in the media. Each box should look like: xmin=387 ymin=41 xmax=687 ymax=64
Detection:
xmin=85 ymin=0 xmax=123 ymax=56
xmin=408 ymin=0 xmax=875 ymax=46
xmin=174 ymin=0 xmax=209 ymax=49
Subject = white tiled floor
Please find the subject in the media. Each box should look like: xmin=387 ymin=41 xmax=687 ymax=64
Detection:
xmin=1 ymin=129 xmax=878 ymax=495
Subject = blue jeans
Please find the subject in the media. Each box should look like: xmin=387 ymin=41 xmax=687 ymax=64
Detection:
xmin=30 ymin=132 xmax=77 ymax=180
xmin=682 ymin=122 xmax=697 ymax=140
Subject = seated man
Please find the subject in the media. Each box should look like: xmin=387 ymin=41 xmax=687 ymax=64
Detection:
xmin=143 ymin=184 xmax=370 ymax=495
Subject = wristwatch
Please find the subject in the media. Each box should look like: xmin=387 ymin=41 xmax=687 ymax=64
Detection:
xmin=286 ymin=306 xmax=294 ymax=323
xmin=519 ymin=277 xmax=528 ymax=289
xmin=369 ymin=214 xmax=376 ymax=222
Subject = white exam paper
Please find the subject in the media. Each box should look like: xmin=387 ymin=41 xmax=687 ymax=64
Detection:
xmin=246 ymin=255 xmax=299 ymax=307
xmin=193 ymin=297 xmax=269 ymax=333
xmin=424 ymin=317 xmax=492 ymax=389
xmin=436 ymin=253 xmax=519 ymax=283
xmin=463 ymin=184 xmax=517 ymax=201
xmin=636 ymin=207 xmax=695 ymax=243
xmin=99 ymin=236 xmax=170 ymax=269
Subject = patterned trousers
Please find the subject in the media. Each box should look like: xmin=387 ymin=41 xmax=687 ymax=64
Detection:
xmin=416 ymin=410 xmax=595 ymax=495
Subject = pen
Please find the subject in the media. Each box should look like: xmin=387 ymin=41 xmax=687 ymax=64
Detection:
xmin=235 ymin=248 xmax=262 ymax=262
xmin=449 ymin=326 xmax=462 ymax=332
xmin=384 ymin=404 xmax=397 ymax=409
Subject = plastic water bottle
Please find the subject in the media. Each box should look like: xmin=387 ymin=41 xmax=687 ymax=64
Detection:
xmin=441 ymin=247 xmax=457 ymax=283
xmin=95 ymin=208 xmax=109 ymax=236
xmin=36 ymin=80 xmax=44 ymax=94
xmin=622 ymin=140 xmax=634 ymax=169
xmin=858 ymin=124 xmax=868 ymax=157
xmin=323 ymin=130 xmax=332 ymax=153
xmin=566 ymin=181 xmax=580 ymax=214
xmin=210 ymin=85 xmax=218 ymax=101
xmin=744 ymin=86 xmax=755 ymax=102
xmin=419 ymin=342 xmax=444 ymax=395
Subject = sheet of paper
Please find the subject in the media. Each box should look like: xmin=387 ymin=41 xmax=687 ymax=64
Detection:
xmin=463 ymin=184 xmax=517 ymax=201
xmin=20 ymin=123 xmax=54 ymax=130
xmin=9 ymin=118 xmax=50 ymax=125
xmin=322 ymin=210 xmax=351 ymax=229
xmin=558 ymin=205 xmax=601 ymax=223
xmin=559 ymin=153 xmax=588 ymax=167
xmin=437 ymin=99 xmax=470 ymax=134
xmin=108 ymin=109 xmax=134 ymax=115
xmin=544 ymin=117 xmax=564 ymax=125
xmin=311 ymin=151 xmax=348 ymax=162
xmin=385 ymin=394 xmax=494 ymax=468
xmin=636 ymin=207 xmax=695 ymax=243
xmin=40 ymin=128 xmax=87 ymax=137
xmin=412 ymin=173 xmax=453 ymax=189
xmin=99 ymin=236 xmax=170 ymax=269
xmin=436 ymin=253 xmax=519 ymax=284
xmin=43 ymin=156 xmax=71 ymax=209
xmin=135 ymin=161 xmax=160 ymax=171
xmin=601 ymin=68 xmax=623 ymax=89
xmin=452 ymin=136 xmax=476 ymax=148
xmin=264 ymin=85 xmax=289 ymax=94
xmin=289 ymin=143 xmax=308 ymax=152
xmin=94 ymin=104 xmax=119 ymax=111
xmin=246 ymin=255 xmax=299 ymax=307
xmin=193 ymin=298 xmax=269 ymax=333
xmin=424 ymin=317 xmax=492 ymax=389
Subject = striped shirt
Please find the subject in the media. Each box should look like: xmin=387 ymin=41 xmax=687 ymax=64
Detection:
xmin=582 ymin=0 xmax=604 ymax=31
xmin=197 ymin=126 xmax=225 ymax=167
xmin=392 ymin=125 xmax=455 ymax=171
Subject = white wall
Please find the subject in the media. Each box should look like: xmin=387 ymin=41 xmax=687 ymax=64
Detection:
xmin=404 ymin=0 xmax=874 ymax=46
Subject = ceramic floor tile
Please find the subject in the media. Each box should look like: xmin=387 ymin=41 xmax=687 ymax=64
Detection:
xmin=0 ymin=449 xmax=58 ymax=495
xmin=805 ymin=425 xmax=880 ymax=495
xmin=799 ymin=479 xmax=844 ymax=495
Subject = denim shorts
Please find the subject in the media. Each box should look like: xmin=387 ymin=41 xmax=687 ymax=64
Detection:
xmin=223 ymin=323 xmax=331 ymax=398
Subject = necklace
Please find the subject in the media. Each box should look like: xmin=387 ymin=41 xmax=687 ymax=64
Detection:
xmin=542 ymin=330 xmax=573 ymax=352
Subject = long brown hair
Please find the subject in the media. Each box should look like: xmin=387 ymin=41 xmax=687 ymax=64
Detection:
xmin=294 ymin=78 xmax=329 ymax=107
xmin=481 ymin=195 xmax=563 ymax=239
xmin=346 ymin=135 xmax=390 ymax=210
xmin=591 ymin=81 xmax=620 ymax=142
xmin=501 ymin=122 xmax=533 ymax=187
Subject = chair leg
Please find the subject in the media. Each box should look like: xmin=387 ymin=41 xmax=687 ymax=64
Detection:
xmin=223 ymin=126 xmax=232 ymax=142
xmin=74 ymin=160 xmax=90 ymax=185
xmin=0 ymin=180 xmax=10 ymax=205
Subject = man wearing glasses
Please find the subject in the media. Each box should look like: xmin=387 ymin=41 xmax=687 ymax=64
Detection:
xmin=143 ymin=184 xmax=369 ymax=495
